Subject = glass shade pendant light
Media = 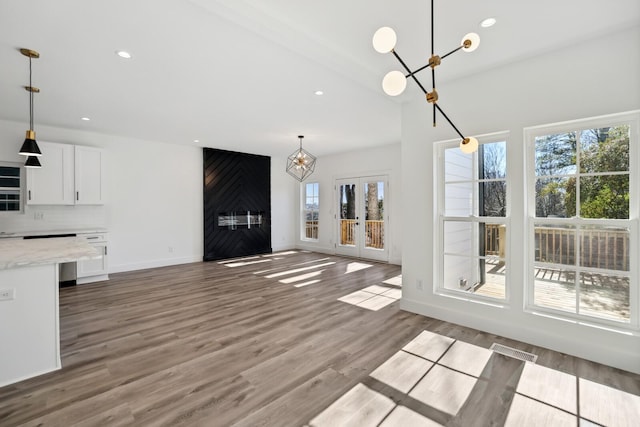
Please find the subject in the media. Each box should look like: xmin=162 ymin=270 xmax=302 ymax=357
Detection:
xmin=372 ymin=0 xmax=481 ymax=153
xmin=460 ymin=136 xmax=479 ymax=154
xmin=18 ymin=48 xmax=42 ymax=166
xmin=286 ymin=135 xmax=316 ymax=182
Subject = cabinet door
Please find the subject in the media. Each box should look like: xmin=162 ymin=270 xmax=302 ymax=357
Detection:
xmin=75 ymin=146 xmax=104 ymax=205
xmin=77 ymin=243 xmax=108 ymax=279
xmin=26 ymin=141 xmax=75 ymax=205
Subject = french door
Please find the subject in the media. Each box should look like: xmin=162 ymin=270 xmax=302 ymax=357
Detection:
xmin=335 ymin=176 xmax=389 ymax=262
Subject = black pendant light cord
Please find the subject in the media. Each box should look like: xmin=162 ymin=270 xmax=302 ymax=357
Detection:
xmin=29 ymin=56 xmax=34 ymax=131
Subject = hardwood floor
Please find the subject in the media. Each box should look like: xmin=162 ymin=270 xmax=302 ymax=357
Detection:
xmin=1 ymin=251 xmax=639 ymax=426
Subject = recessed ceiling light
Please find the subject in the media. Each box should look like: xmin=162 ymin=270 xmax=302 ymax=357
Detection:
xmin=81 ymin=117 xmax=90 ymax=121
xmin=480 ymin=17 xmax=496 ymax=28
xmin=315 ymin=90 xmax=324 ymax=96
xmin=193 ymin=139 xmax=200 ymax=143
xmin=116 ymin=50 xmax=132 ymax=59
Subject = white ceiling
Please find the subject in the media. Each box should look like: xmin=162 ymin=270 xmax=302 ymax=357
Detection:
xmin=1 ymin=0 xmax=638 ymax=157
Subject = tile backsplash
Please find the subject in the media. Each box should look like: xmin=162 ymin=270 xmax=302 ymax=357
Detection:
xmin=0 ymin=205 xmax=106 ymax=234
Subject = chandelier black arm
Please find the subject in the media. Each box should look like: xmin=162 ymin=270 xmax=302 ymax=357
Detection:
xmin=405 ymin=62 xmax=432 ymax=79
xmin=434 ymin=103 xmax=466 ymax=140
xmin=440 ymin=44 xmax=465 ymax=61
xmin=404 ymin=44 xmax=464 ymax=80
xmin=433 ymin=104 xmax=437 ymax=127
xmin=392 ymin=50 xmax=429 ymax=94
xmin=432 ymin=68 xmax=436 ymax=126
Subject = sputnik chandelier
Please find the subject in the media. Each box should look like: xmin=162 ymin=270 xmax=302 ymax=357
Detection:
xmin=373 ymin=0 xmax=480 ymax=153
xmin=286 ymin=135 xmax=316 ymax=181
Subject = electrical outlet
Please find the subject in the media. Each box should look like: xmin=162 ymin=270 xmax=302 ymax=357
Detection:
xmin=168 ymin=246 xmax=174 ymax=253
xmin=0 ymin=289 xmax=15 ymax=301
xmin=34 ymin=212 xmax=44 ymax=220
xmin=416 ymin=279 xmax=423 ymax=290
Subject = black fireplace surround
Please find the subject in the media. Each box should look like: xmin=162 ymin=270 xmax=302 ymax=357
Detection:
xmin=203 ymin=148 xmax=272 ymax=261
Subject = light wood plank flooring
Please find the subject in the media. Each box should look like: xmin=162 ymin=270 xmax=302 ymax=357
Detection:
xmin=0 ymin=251 xmax=639 ymax=426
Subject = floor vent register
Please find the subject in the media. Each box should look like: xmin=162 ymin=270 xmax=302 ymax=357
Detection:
xmin=490 ymin=343 xmax=538 ymax=363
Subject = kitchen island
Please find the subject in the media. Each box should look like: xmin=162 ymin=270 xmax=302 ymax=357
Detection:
xmin=0 ymin=237 xmax=98 ymax=387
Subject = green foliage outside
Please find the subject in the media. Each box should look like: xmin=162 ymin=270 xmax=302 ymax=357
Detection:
xmin=535 ymin=125 xmax=630 ymax=219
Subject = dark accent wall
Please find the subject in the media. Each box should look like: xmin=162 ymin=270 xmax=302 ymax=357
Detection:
xmin=203 ymin=148 xmax=271 ymax=261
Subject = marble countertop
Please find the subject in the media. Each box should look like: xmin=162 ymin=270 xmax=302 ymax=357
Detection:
xmin=0 ymin=228 xmax=108 ymax=239
xmin=0 ymin=237 xmax=99 ymax=270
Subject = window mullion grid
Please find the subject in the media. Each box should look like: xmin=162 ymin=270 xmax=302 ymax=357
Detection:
xmin=529 ymin=118 xmax=637 ymax=327
xmin=576 ymin=129 xmax=582 ymax=218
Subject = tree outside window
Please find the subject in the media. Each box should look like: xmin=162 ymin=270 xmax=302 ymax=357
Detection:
xmin=531 ymin=122 xmax=633 ymax=324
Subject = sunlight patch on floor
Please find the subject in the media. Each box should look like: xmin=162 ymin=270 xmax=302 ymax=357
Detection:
xmin=218 ymin=256 xmax=260 ymax=264
xmin=307 ymin=329 xmax=639 ymax=426
xmin=345 ymin=262 xmax=373 ymax=274
xmin=308 ymin=383 xmax=395 ymax=427
xmin=262 ymin=251 xmax=298 ymax=257
xmin=264 ymin=262 xmax=336 ymax=279
xmin=294 ymin=279 xmax=322 ymax=288
xmin=278 ymin=271 xmax=323 ymax=284
xmin=293 ymin=257 xmax=332 ymax=266
xmin=382 ymin=274 xmax=402 ymax=287
xmin=338 ymin=284 xmax=400 ymax=311
xmin=223 ymin=259 xmax=272 ymax=268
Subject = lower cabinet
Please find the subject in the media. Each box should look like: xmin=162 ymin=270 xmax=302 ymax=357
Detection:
xmin=76 ymin=233 xmax=109 ymax=284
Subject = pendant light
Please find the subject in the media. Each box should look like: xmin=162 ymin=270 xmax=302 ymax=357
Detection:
xmin=373 ymin=0 xmax=480 ymax=153
xmin=24 ymin=156 xmax=42 ymax=168
xmin=286 ymin=135 xmax=317 ymax=182
xmin=19 ymin=48 xmax=42 ymax=167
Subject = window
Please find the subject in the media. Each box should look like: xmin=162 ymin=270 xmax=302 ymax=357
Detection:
xmin=302 ymin=182 xmax=319 ymax=240
xmin=437 ymin=134 xmax=508 ymax=300
xmin=526 ymin=112 xmax=638 ymax=326
xmin=0 ymin=162 xmax=23 ymax=212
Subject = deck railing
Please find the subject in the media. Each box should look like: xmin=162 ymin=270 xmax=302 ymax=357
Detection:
xmin=339 ymin=219 xmax=384 ymax=249
xmin=484 ymin=224 xmax=505 ymax=257
xmin=484 ymin=224 xmax=629 ymax=271
xmin=305 ymin=220 xmax=318 ymax=239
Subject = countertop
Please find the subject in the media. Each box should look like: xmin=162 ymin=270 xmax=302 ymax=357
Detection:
xmin=0 ymin=228 xmax=107 ymax=239
xmin=0 ymin=237 xmax=99 ymax=270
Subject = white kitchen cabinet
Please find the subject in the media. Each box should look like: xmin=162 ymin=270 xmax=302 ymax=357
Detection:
xmin=26 ymin=141 xmax=75 ymax=205
xmin=26 ymin=142 xmax=105 ymax=205
xmin=76 ymin=232 xmax=109 ymax=284
xmin=74 ymin=146 xmax=105 ymax=204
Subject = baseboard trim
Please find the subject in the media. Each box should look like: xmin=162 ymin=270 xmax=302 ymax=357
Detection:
xmin=109 ymin=256 xmax=202 ymax=274
xmin=400 ymin=297 xmax=640 ymax=375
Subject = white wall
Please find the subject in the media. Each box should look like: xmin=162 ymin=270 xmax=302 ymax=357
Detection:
xmin=271 ymin=157 xmax=298 ymax=252
xmin=294 ymin=143 xmax=402 ymax=265
xmin=400 ymin=26 xmax=640 ymax=374
xmin=0 ymin=120 xmax=295 ymax=272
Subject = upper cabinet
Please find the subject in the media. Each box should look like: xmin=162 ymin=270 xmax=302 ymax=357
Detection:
xmin=27 ymin=141 xmax=105 ymax=205
xmin=74 ymin=146 xmax=105 ymax=205
xmin=26 ymin=141 xmax=75 ymax=205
